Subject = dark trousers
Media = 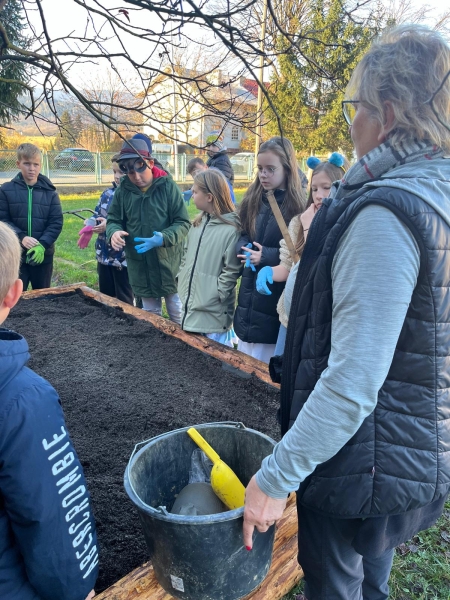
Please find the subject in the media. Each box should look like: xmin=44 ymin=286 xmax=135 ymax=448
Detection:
xmin=297 ymin=501 xmax=395 ymax=600
xmin=20 ymin=260 xmax=53 ymax=291
xmin=97 ymin=262 xmax=134 ymax=305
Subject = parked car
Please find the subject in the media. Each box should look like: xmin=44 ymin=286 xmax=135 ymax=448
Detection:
xmin=54 ymin=148 xmax=95 ymax=171
xmin=230 ymin=152 xmax=253 ymax=174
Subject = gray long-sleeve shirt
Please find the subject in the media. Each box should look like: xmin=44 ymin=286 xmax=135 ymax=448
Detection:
xmin=256 ymin=204 xmax=420 ymax=498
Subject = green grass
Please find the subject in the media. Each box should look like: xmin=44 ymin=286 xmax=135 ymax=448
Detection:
xmin=281 ymin=502 xmax=450 ymax=600
xmin=54 ymin=196 xmax=101 ymax=289
xmin=55 ymin=192 xmax=450 ymax=600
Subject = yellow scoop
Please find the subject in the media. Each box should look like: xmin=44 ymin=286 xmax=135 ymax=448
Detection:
xmin=187 ymin=428 xmax=245 ymax=510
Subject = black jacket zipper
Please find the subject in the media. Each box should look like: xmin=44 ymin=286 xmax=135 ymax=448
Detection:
xmin=181 ymin=215 xmax=210 ymax=329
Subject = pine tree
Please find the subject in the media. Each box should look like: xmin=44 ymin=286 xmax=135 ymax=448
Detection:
xmin=55 ymin=110 xmax=78 ymax=150
xmin=0 ymin=0 xmax=29 ymax=127
xmin=266 ymin=0 xmax=380 ymax=156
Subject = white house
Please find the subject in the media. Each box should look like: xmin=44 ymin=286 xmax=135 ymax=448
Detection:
xmin=144 ymin=71 xmax=259 ymax=151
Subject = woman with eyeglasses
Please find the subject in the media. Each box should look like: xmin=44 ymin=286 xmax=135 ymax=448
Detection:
xmin=243 ymin=25 xmax=450 ymax=600
xmin=233 ymin=137 xmax=306 ymax=363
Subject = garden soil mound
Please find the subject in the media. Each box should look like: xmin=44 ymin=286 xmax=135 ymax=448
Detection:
xmin=6 ymin=291 xmax=280 ymax=593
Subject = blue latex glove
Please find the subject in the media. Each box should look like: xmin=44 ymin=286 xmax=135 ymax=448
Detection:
xmin=244 ymin=242 xmax=256 ymax=272
xmin=134 ymin=232 xmax=164 ymax=254
xmin=256 ymin=266 xmax=274 ymax=295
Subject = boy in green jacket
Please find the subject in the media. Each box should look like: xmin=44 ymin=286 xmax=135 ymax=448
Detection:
xmin=106 ymin=137 xmax=190 ymax=323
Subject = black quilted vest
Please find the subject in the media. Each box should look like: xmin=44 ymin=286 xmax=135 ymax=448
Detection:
xmin=280 ymin=180 xmax=450 ymax=518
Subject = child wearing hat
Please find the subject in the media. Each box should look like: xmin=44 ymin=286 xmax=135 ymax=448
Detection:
xmin=106 ymin=136 xmax=191 ymax=323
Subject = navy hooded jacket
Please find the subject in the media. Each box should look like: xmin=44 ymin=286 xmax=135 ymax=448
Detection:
xmin=0 ymin=328 xmax=98 ymax=599
xmin=0 ymin=173 xmax=63 ymax=265
xmin=206 ymin=151 xmax=234 ymax=184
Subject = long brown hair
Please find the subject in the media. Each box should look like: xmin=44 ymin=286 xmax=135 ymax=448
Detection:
xmin=192 ymin=169 xmax=239 ymax=228
xmin=239 ymin=137 xmax=306 ymax=239
xmin=295 ymin=160 xmax=346 ymax=255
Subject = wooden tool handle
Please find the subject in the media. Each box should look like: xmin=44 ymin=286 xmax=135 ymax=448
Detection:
xmin=266 ymin=190 xmax=300 ymax=264
xmin=187 ymin=428 xmax=221 ymax=464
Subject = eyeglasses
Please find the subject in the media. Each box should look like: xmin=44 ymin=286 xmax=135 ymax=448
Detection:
xmin=342 ymin=100 xmax=360 ymax=126
xmin=255 ymin=166 xmax=280 ymax=177
xmin=342 ymin=69 xmax=450 ymax=131
xmin=118 ymin=158 xmax=149 ymax=174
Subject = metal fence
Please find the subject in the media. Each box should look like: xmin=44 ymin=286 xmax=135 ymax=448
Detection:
xmin=0 ymin=150 xmax=256 ymax=185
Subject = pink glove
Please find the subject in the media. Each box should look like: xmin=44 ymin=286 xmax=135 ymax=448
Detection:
xmin=77 ymin=225 xmax=94 ymax=249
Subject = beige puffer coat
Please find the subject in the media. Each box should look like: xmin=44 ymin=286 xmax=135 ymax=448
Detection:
xmin=277 ymin=215 xmax=302 ymax=327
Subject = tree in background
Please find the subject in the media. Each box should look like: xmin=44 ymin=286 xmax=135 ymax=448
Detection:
xmin=0 ymin=0 xmax=29 ymax=138
xmin=264 ymin=0 xmax=449 ymax=157
xmin=265 ymin=0 xmax=379 ymax=156
xmin=54 ymin=110 xmax=78 ymax=150
xmin=78 ymin=71 xmax=142 ymax=151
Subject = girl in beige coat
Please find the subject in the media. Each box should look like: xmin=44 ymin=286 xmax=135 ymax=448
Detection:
xmin=178 ymin=169 xmax=242 ymax=346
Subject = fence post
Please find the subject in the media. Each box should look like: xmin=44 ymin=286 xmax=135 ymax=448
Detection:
xmin=180 ymin=154 xmax=186 ymax=182
xmin=42 ymin=151 xmax=49 ymax=178
xmin=247 ymin=155 xmax=254 ymax=181
xmin=96 ymin=152 xmax=102 ymax=184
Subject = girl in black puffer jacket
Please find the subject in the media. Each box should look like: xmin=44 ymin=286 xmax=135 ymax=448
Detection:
xmin=234 ymin=137 xmax=306 ymax=363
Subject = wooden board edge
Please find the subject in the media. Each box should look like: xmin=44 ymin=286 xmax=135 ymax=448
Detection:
xmin=21 ymin=283 xmax=87 ymax=298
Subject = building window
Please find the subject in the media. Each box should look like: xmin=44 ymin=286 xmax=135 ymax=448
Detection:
xmin=231 ymin=126 xmax=240 ymax=141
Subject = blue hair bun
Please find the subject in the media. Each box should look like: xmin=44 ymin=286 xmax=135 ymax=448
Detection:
xmin=307 ymin=156 xmax=321 ymax=170
xmin=328 ymin=152 xmax=345 ymax=168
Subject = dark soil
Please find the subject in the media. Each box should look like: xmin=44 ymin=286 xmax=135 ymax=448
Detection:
xmin=6 ymin=291 xmax=280 ymax=593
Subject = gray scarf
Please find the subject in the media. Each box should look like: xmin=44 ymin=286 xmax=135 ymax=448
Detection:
xmin=331 ymin=139 xmax=444 ymax=200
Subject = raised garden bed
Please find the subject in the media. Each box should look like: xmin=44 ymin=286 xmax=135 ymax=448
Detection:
xmin=6 ymin=285 xmax=301 ymax=598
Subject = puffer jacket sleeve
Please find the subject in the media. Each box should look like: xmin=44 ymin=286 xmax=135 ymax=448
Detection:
xmin=260 ymin=244 xmax=282 ymax=267
xmin=210 ymin=154 xmax=234 ymax=183
xmin=0 ymin=377 xmax=98 ymax=600
xmin=93 ymin=193 xmax=104 ymax=218
xmin=235 ymin=231 xmax=250 ymax=256
xmin=217 ymin=229 xmax=243 ymax=303
xmin=39 ymin=191 xmax=63 ymax=249
xmin=0 ymin=186 xmax=25 ymax=240
xmin=177 ymin=230 xmax=190 ymax=276
xmin=160 ymin=179 xmax=191 ymax=247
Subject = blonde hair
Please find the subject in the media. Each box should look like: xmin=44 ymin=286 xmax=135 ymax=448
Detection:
xmin=294 ymin=161 xmax=347 ymax=255
xmin=192 ymin=169 xmax=238 ymax=228
xmin=0 ymin=223 xmax=21 ymax=304
xmin=239 ymin=137 xmax=306 ymax=239
xmin=346 ymin=24 xmax=450 ymax=152
xmin=17 ymin=143 xmax=41 ymax=162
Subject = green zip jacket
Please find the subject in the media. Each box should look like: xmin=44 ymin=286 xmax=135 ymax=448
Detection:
xmin=106 ymin=170 xmax=191 ymax=297
xmin=178 ymin=211 xmax=242 ymax=333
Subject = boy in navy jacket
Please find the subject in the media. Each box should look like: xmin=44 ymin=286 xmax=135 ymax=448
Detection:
xmin=0 ymin=221 xmax=97 ymax=599
xmin=0 ymin=143 xmax=63 ymax=290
